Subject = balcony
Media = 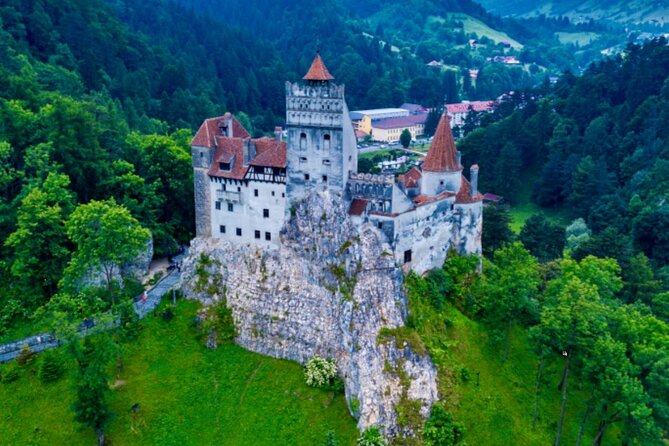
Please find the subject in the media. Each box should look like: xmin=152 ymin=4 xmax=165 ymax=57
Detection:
xmin=216 ymin=189 xmax=241 ymax=203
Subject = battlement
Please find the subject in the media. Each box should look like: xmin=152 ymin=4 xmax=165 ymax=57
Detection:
xmin=285 ymin=81 xmax=345 ymax=99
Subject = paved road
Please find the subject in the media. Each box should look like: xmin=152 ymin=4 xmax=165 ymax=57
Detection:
xmin=0 ymin=253 xmax=185 ymax=363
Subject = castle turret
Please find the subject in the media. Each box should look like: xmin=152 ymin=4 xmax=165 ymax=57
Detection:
xmin=421 ymin=113 xmax=463 ymax=196
xmin=284 ymin=52 xmax=358 ymax=205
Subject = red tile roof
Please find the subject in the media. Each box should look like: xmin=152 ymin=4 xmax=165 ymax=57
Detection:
xmin=412 ymin=191 xmax=456 ymax=206
xmin=191 ymin=113 xmax=250 ymax=147
xmin=372 ymin=114 xmax=427 ymax=130
xmin=455 ymin=177 xmax=483 ymax=204
xmin=446 ymin=101 xmax=495 ymax=114
xmin=208 ymin=137 xmax=248 ymax=180
xmin=303 ymin=53 xmax=334 ymax=81
xmin=423 ymin=114 xmax=460 ymax=172
xmin=349 ymin=198 xmax=368 ymax=216
xmin=249 ymin=140 xmax=287 ymax=168
xmin=404 ymin=167 xmax=422 ymax=188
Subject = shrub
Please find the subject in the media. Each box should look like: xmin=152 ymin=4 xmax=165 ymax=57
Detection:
xmin=39 ymin=351 xmax=65 ymax=383
xmin=322 ymin=430 xmax=340 ymax=446
xmin=161 ymin=307 xmax=175 ymax=321
xmin=423 ymin=403 xmax=465 ymax=446
xmin=304 ymin=355 xmax=337 ymax=388
xmin=16 ymin=345 xmax=35 ymax=367
xmin=356 ymin=427 xmax=387 ymax=446
xmin=1 ymin=365 xmax=19 ymax=383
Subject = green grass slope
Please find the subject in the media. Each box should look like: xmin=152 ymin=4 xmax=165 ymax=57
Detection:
xmin=0 ymin=300 xmax=358 ymax=446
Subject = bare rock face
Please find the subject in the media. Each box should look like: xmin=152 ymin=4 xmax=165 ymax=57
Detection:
xmin=179 ymin=190 xmax=438 ymax=437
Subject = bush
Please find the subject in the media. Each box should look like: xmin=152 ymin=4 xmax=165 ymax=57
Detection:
xmin=39 ymin=351 xmax=65 ymax=383
xmin=423 ymin=403 xmax=465 ymax=446
xmin=1 ymin=365 xmax=19 ymax=383
xmin=322 ymin=430 xmax=340 ymax=446
xmin=356 ymin=427 xmax=387 ymax=446
xmin=304 ymin=355 xmax=337 ymax=388
xmin=16 ymin=345 xmax=35 ymax=367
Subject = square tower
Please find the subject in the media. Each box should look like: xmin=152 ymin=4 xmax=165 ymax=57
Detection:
xmin=285 ymin=53 xmax=358 ymax=204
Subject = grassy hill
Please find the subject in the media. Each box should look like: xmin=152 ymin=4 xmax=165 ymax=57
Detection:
xmin=442 ymin=14 xmax=523 ymax=49
xmin=0 ymin=300 xmax=358 ymax=446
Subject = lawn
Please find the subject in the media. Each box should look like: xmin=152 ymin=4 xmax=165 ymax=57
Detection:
xmin=0 ymin=299 xmax=358 ymax=446
xmin=555 ymin=32 xmax=600 ymax=46
xmin=507 ymin=171 xmax=571 ymax=233
xmin=439 ymin=305 xmax=617 ymax=445
xmin=438 ymin=14 xmax=523 ymax=49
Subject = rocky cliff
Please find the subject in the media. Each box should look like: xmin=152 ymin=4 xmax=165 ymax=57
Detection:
xmin=179 ymin=190 xmax=438 ymax=437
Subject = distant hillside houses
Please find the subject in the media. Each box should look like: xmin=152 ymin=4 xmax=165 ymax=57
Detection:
xmin=445 ymin=100 xmax=496 ymax=128
xmin=351 ymin=104 xmax=428 ymax=143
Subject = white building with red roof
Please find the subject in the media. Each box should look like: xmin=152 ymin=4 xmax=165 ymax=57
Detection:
xmin=192 ymin=54 xmax=482 ymax=273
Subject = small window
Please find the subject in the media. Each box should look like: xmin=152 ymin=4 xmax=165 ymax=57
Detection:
xmin=228 ymin=203 xmax=234 ymax=212
xmin=254 ymin=189 xmax=258 ymax=197
xmin=236 ymin=227 xmax=242 ymax=236
xmin=323 ymin=134 xmax=331 ymax=150
xmin=215 ymin=201 xmax=221 ymax=210
xmin=300 ymin=156 xmax=307 ymax=163
xmin=440 ymin=181 xmax=444 ymax=186
xmin=322 ymin=159 xmax=331 ymax=166
xmin=219 ymin=162 xmax=231 ymax=171
xmin=282 ymin=192 xmax=285 ymax=198
xmin=271 ymin=191 xmax=275 ymax=197
xmin=404 ymin=250 xmax=412 ymax=264
xmin=263 ymin=209 xmax=269 ymax=218
xmin=322 ymin=175 xmax=328 ymax=183
xmin=254 ymin=230 xmax=261 ymax=239
xmin=220 ymin=225 xmax=226 ymax=234
xmin=299 ymin=133 xmax=307 ymax=150
xmin=237 ymin=186 xmax=241 ymax=192
xmin=222 ymin=184 xmax=227 ymax=191
xmin=200 ymin=152 xmax=203 ymax=158
xmin=377 ymin=221 xmax=383 ymax=229
xmin=265 ymin=232 xmax=271 ymax=241
xmin=304 ymin=174 xmax=310 ymax=181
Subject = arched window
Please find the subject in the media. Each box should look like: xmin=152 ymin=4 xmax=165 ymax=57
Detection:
xmin=299 ymin=133 xmax=307 ymax=151
xmin=323 ymin=134 xmax=331 ymax=151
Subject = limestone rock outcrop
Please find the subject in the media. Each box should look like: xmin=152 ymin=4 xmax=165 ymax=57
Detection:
xmin=179 ymin=190 xmax=438 ymax=437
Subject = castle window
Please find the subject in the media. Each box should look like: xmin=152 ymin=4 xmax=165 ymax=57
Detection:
xmin=300 ymin=156 xmax=307 ymax=163
xmin=236 ymin=227 xmax=242 ymax=236
xmin=304 ymin=174 xmax=310 ymax=181
xmin=377 ymin=221 xmax=383 ymax=229
xmin=220 ymin=225 xmax=226 ymax=234
xmin=254 ymin=230 xmax=261 ymax=239
xmin=200 ymin=152 xmax=203 ymax=158
xmin=322 ymin=175 xmax=328 ymax=183
xmin=440 ymin=181 xmax=444 ymax=186
xmin=228 ymin=203 xmax=234 ymax=212
xmin=323 ymin=134 xmax=331 ymax=150
xmin=237 ymin=186 xmax=241 ymax=192
xmin=215 ymin=201 xmax=221 ymax=210
xmin=222 ymin=184 xmax=227 ymax=191
xmin=271 ymin=191 xmax=275 ymax=197
xmin=254 ymin=189 xmax=258 ymax=197
xmin=263 ymin=209 xmax=269 ymax=218
xmin=404 ymin=250 xmax=412 ymax=264
xmin=265 ymin=232 xmax=271 ymax=241
xmin=300 ymin=133 xmax=307 ymax=150
xmin=219 ymin=162 xmax=231 ymax=171
xmin=282 ymin=192 xmax=285 ymax=198
xmin=322 ymin=159 xmax=331 ymax=166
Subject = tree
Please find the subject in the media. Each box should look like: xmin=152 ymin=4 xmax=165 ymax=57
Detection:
xmin=72 ymin=336 xmax=113 ymax=446
xmin=5 ymin=173 xmax=75 ymax=305
xmin=423 ymin=403 xmax=465 ymax=446
xmin=400 ymin=128 xmax=411 ymax=148
xmin=63 ymin=199 xmax=151 ymax=303
xmin=493 ymin=142 xmax=521 ymax=200
xmin=530 ymin=256 xmax=621 ymax=446
xmin=482 ymin=205 xmax=514 ymax=257
xmin=519 ymin=214 xmax=565 ymax=262
xmin=322 ymin=431 xmax=340 ymax=446
xmin=565 ymin=218 xmax=591 ymax=251
xmin=483 ymin=243 xmax=540 ymax=361
xmin=424 ymin=109 xmax=441 ymax=138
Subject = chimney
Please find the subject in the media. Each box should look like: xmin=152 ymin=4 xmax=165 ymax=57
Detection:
xmin=225 ymin=113 xmax=233 ymax=137
xmin=274 ymin=126 xmax=282 ymax=142
xmin=456 ymin=151 xmax=462 ymax=168
xmin=470 ymin=164 xmax=479 ymax=197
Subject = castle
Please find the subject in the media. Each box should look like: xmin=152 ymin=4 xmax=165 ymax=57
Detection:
xmin=191 ymin=53 xmax=482 ymax=274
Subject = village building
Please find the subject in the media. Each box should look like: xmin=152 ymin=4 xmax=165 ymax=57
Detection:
xmin=445 ymin=100 xmax=496 ymax=128
xmin=191 ymin=53 xmax=482 ymax=274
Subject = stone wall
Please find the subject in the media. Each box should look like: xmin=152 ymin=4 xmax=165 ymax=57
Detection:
xmin=179 ymin=190 xmax=438 ymax=438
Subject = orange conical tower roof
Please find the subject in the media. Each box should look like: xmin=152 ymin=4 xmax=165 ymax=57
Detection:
xmin=423 ymin=113 xmax=460 ymax=172
xmin=303 ymin=52 xmax=335 ymax=81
